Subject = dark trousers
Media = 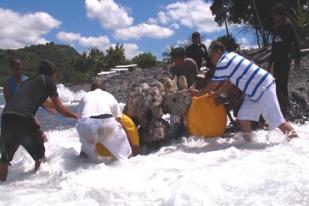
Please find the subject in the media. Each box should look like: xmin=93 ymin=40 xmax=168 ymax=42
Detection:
xmin=0 ymin=114 xmax=45 ymax=165
xmin=273 ymin=61 xmax=291 ymax=118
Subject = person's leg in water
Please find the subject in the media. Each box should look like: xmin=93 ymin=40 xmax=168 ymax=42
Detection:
xmin=0 ymin=162 xmax=8 ymax=182
xmin=34 ymin=117 xmax=48 ymax=143
xmin=261 ymin=83 xmax=298 ymax=139
xmin=19 ymin=117 xmax=46 ymax=173
xmin=0 ymin=114 xmax=20 ymax=181
xmin=239 ymin=120 xmax=253 ymax=142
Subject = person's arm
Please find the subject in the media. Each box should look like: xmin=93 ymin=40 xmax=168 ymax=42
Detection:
xmin=42 ymin=98 xmax=56 ymax=114
xmin=189 ymin=60 xmax=199 ymax=89
xmin=268 ymin=36 xmax=274 ymax=72
xmin=202 ymin=44 xmax=209 ymax=60
xmin=50 ymin=95 xmax=78 ymax=120
xmin=191 ymin=80 xmax=232 ymax=98
xmin=3 ymin=83 xmax=11 ymax=103
xmin=291 ymin=24 xmax=301 ymax=70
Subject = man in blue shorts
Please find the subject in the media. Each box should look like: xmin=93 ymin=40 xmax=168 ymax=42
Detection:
xmin=191 ymin=41 xmax=297 ymax=141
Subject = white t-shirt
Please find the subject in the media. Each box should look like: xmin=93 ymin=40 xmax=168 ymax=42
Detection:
xmin=78 ymin=89 xmax=121 ymax=119
xmin=212 ymin=52 xmax=274 ymax=101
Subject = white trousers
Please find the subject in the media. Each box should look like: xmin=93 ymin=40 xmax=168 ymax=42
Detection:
xmin=76 ymin=117 xmax=132 ymax=162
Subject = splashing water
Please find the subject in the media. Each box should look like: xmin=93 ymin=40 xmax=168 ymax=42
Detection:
xmin=1 ymin=88 xmax=309 ymax=206
xmin=57 ymin=84 xmax=86 ymax=104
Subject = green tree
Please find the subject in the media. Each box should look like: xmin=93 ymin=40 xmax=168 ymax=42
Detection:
xmin=162 ymin=45 xmax=175 ymax=64
xmin=288 ymin=0 xmax=309 ymax=41
xmin=132 ymin=52 xmax=157 ymax=69
xmin=210 ymin=0 xmax=302 ymax=46
xmin=217 ymin=35 xmax=239 ymax=52
xmin=105 ymin=44 xmax=126 ymax=69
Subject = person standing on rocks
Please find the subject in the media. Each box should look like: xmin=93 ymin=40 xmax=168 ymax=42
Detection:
xmin=186 ymin=32 xmax=209 ymax=70
xmin=191 ymin=41 xmax=298 ymax=142
xmin=170 ymin=47 xmax=198 ymax=88
xmin=268 ymin=3 xmax=301 ymax=118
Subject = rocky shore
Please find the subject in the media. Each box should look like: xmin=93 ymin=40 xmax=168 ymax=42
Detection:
xmin=69 ymin=52 xmax=309 ymax=123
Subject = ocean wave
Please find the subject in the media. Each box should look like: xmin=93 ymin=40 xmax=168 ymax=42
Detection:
xmin=1 ymin=123 xmax=309 ymax=205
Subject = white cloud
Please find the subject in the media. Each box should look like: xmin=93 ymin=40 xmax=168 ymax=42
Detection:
xmin=57 ymin=32 xmax=81 ymax=43
xmin=57 ymin=31 xmax=110 ymax=49
xmin=0 ymin=8 xmax=60 ymax=49
xmin=158 ymin=11 xmax=170 ymax=24
xmin=57 ymin=31 xmax=141 ymax=59
xmin=157 ymin=0 xmax=222 ymax=33
xmin=85 ymin=0 xmax=133 ymax=30
xmin=238 ymin=37 xmax=258 ymax=49
xmin=123 ymin=43 xmax=142 ymax=59
xmin=170 ymin=23 xmax=180 ymax=30
xmin=114 ymin=23 xmax=174 ymax=40
xmin=79 ymin=35 xmax=110 ymax=48
xmin=147 ymin=18 xmax=158 ymax=25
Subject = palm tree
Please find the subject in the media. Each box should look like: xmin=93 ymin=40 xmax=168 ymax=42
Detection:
xmin=162 ymin=45 xmax=175 ymax=64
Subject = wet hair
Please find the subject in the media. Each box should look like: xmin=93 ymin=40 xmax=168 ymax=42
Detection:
xmin=172 ymin=47 xmax=186 ymax=59
xmin=90 ymin=79 xmax=105 ymax=91
xmin=273 ymin=3 xmax=286 ymax=17
xmin=10 ymin=59 xmax=22 ymax=68
xmin=209 ymin=41 xmax=226 ymax=54
xmin=37 ymin=60 xmax=57 ymax=77
xmin=192 ymin=32 xmax=201 ymax=40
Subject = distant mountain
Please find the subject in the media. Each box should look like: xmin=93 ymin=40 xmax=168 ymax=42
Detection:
xmin=0 ymin=42 xmax=81 ymax=83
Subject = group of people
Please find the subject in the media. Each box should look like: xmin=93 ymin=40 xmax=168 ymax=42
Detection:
xmin=0 ymin=3 xmax=302 ymax=182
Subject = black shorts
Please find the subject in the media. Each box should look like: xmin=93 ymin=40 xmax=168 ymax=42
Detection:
xmin=0 ymin=114 xmax=45 ymax=165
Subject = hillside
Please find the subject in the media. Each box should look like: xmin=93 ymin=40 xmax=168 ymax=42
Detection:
xmin=0 ymin=43 xmax=80 ymax=83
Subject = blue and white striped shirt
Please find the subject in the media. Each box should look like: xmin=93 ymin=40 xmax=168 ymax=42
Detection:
xmin=212 ymin=52 xmax=274 ymax=101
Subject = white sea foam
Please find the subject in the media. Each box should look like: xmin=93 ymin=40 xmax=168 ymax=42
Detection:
xmin=57 ymin=84 xmax=86 ymax=104
xmin=1 ymin=123 xmax=309 ymax=206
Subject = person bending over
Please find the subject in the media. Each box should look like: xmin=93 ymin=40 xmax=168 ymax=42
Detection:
xmin=191 ymin=41 xmax=297 ymax=142
xmin=0 ymin=60 xmax=78 ymax=182
xmin=76 ymin=80 xmax=137 ymax=162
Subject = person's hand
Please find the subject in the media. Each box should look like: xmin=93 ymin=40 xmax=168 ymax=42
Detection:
xmin=294 ymin=59 xmax=301 ymax=70
xmin=72 ymin=113 xmax=79 ymax=121
xmin=267 ymin=63 xmax=272 ymax=72
xmin=46 ymin=107 xmax=56 ymax=115
xmin=190 ymin=88 xmax=200 ymax=97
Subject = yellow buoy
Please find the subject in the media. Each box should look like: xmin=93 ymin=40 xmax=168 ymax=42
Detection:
xmin=96 ymin=114 xmax=140 ymax=157
xmin=186 ymin=94 xmax=227 ymax=137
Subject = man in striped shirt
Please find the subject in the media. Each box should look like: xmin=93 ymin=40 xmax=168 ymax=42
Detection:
xmin=191 ymin=41 xmax=297 ymax=141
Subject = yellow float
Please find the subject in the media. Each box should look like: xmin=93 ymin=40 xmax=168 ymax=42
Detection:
xmin=96 ymin=114 xmax=140 ymax=157
xmin=185 ymin=94 xmax=227 ymax=137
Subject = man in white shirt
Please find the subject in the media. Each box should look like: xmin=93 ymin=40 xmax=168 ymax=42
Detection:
xmin=76 ymin=80 xmax=132 ymax=162
xmin=191 ymin=41 xmax=297 ymax=141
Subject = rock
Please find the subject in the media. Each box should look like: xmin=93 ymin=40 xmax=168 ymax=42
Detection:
xmin=139 ymin=119 xmax=170 ymax=143
xmin=291 ymin=90 xmax=309 ymax=109
xmin=162 ymin=90 xmax=192 ymax=115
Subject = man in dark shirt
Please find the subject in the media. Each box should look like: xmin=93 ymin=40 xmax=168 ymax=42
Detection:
xmin=0 ymin=60 xmax=78 ymax=182
xmin=268 ymin=4 xmax=301 ymax=118
xmin=170 ymin=47 xmax=198 ymax=88
xmin=186 ymin=32 xmax=209 ymax=70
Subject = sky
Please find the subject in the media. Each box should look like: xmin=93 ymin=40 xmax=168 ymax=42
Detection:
xmin=0 ymin=0 xmax=257 ymax=59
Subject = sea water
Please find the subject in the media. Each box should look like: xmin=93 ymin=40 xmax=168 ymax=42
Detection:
xmin=0 ymin=86 xmax=309 ymax=206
